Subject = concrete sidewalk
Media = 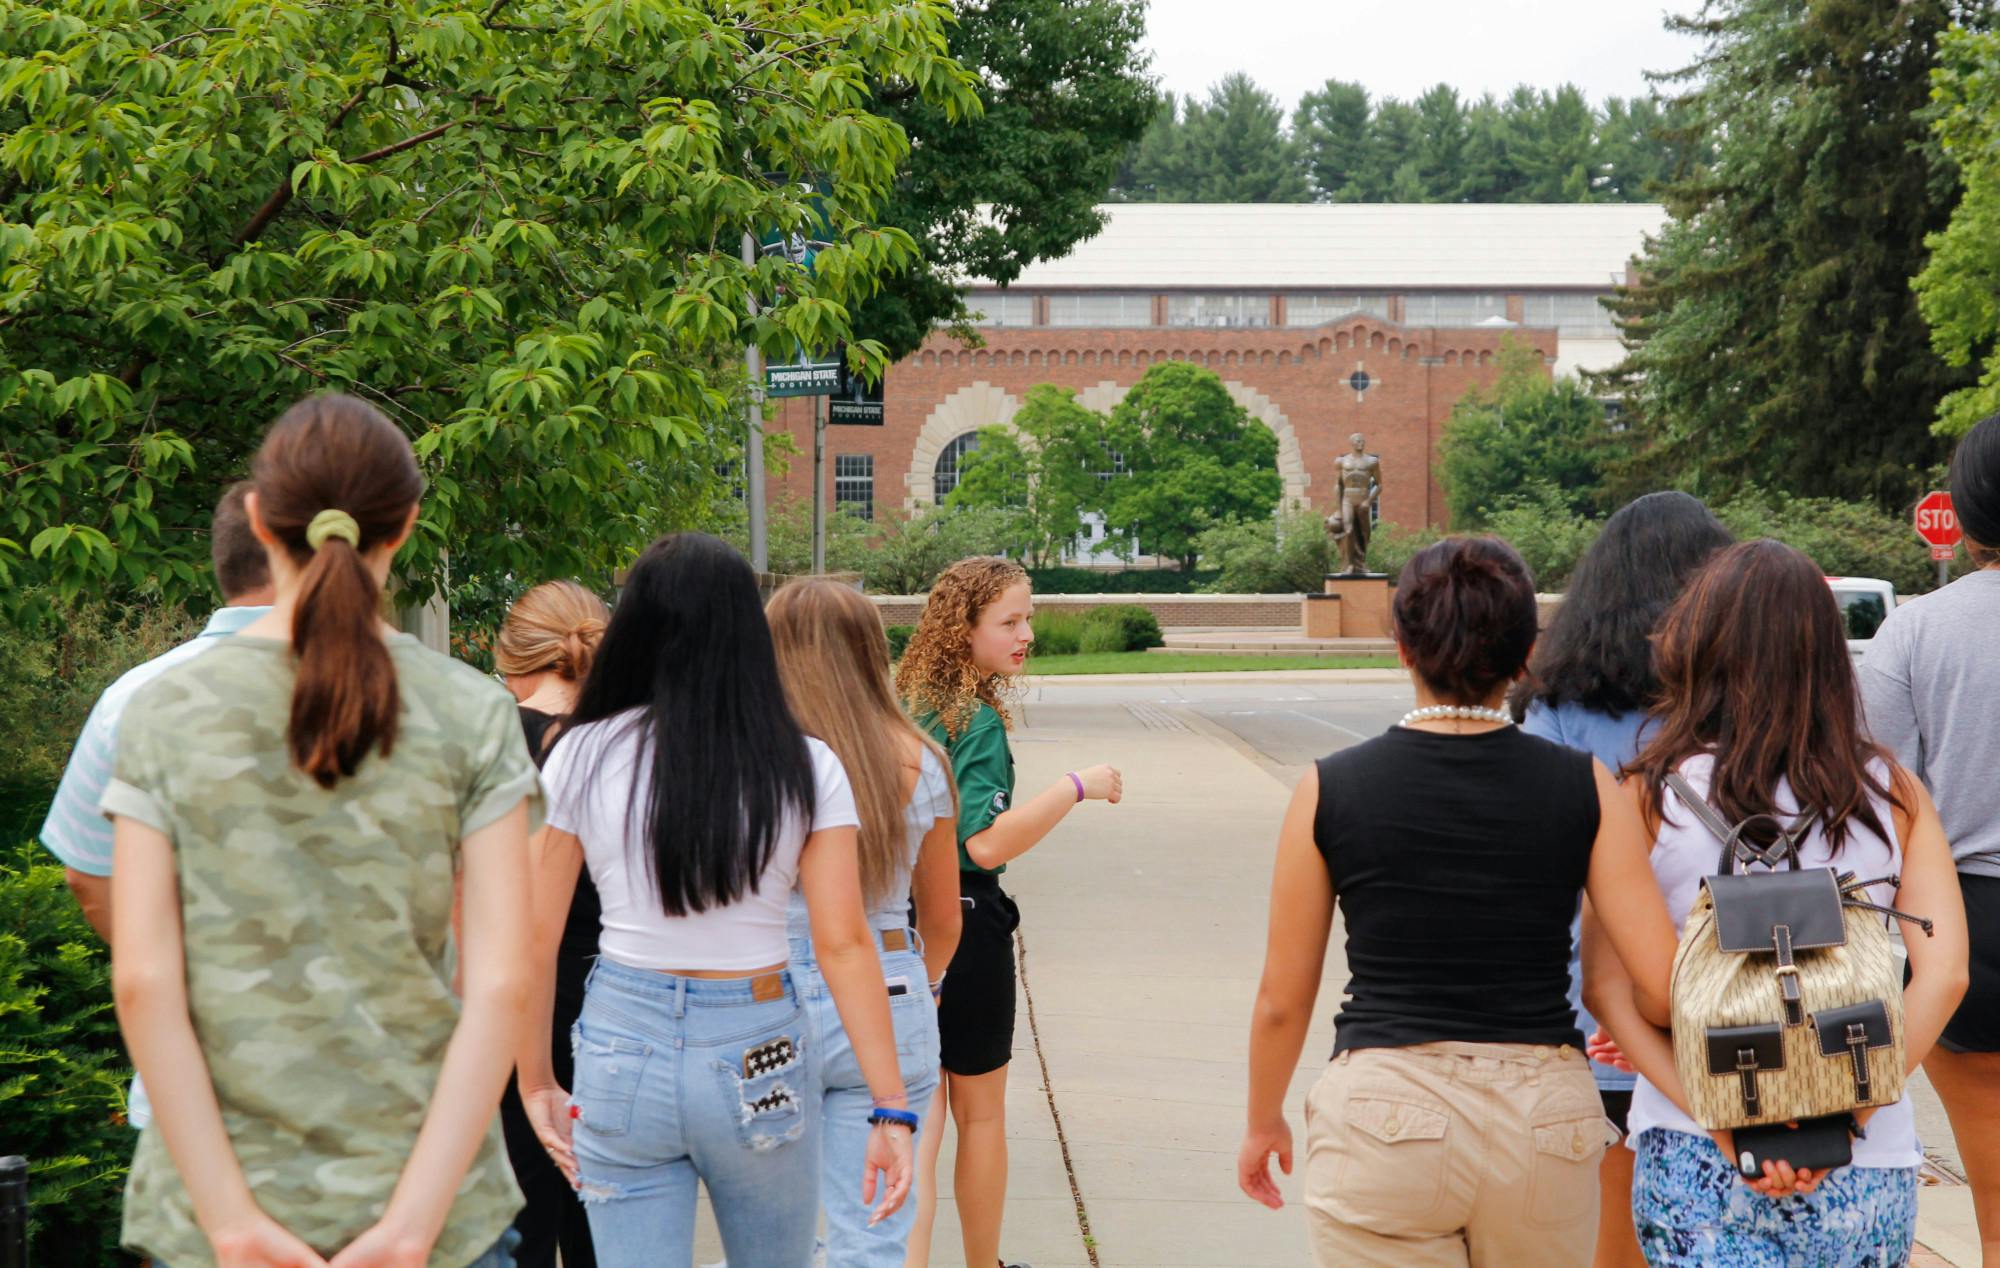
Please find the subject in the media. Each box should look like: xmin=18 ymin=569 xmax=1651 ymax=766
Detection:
xmin=989 ymin=696 xmax=1981 ymax=1267
xmin=702 ymin=686 xmax=1979 ymax=1264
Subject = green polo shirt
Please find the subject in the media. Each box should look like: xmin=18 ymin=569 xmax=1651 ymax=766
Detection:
xmin=922 ymin=702 xmax=1014 ymax=875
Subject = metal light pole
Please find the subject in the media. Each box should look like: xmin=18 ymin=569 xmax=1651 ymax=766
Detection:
xmin=0 ymin=1156 xmax=26 ymax=1268
xmin=811 ymin=391 xmax=827 ymax=574
xmin=740 ymin=230 xmax=768 ymax=573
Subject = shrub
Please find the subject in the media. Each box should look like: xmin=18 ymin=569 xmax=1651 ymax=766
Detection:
xmin=1077 ymin=619 xmax=1126 ymax=654
xmin=0 ymin=598 xmax=199 ymax=842
xmin=885 ymin=625 xmax=915 ymax=661
xmin=1364 ymin=520 xmax=1446 ymax=582
xmin=1197 ymin=507 xmax=1332 ymax=593
xmin=1714 ymin=489 xmax=1939 ymax=595
xmin=1025 ymin=567 xmax=1219 ymax=594
xmin=0 ymin=837 xmax=134 ymax=1266
xmin=1030 ymin=610 xmax=1089 ymax=658
xmin=1082 ymin=604 xmax=1164 ymax=652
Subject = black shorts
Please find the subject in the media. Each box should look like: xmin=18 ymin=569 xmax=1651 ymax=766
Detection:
xmin=938 ymin=869 xmax=1020 ymax=1076
xmin=1600 ymin=1088 xmax=1633 ymax=1137
xmin=1940 ymin=872 xmax=2000 ymax=1053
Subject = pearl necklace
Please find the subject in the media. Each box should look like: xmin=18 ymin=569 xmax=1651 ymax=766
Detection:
xmin=1399 ymin=704 xmax=1514 ymax=728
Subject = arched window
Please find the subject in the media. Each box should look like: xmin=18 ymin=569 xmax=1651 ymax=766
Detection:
xmin=933 ymin=431 xmax=981 ymax=502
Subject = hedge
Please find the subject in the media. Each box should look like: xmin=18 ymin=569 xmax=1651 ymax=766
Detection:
xmin=0 ymin=836 xmax=134 ymax=1267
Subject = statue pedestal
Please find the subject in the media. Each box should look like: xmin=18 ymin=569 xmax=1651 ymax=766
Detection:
xmin=1314 ymin=573 xmax=1393 ymax=638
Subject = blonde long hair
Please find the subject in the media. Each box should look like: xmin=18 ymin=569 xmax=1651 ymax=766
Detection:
xmin=768 ymin=579 xmax=953 ymax=908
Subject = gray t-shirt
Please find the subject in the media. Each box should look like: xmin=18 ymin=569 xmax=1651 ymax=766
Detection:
xmin=1859 ymin=568 xmax=2000 ymax=879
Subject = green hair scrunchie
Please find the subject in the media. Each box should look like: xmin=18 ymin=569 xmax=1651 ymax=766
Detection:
xmin=304 ymin=508 xmax=361 ymax=552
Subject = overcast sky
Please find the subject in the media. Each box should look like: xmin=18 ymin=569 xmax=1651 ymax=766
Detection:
xmin=1140 ymin=0 xmax=1707 ymax=113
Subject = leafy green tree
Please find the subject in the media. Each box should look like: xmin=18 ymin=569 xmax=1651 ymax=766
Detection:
xmin=1915 ymin=26 xmax=2000 ymax=437
xmin=1603 ymin=0 xmax=1987 ymax=508
xmin=852 ymin=0 xmax=1157 ymax=358
xmin=1103 ymin=362 xmax=1280 ymax=569
xmin=948 ymin=384 xmax=1115 ymax=565
xmin=1438 ymin=341 xmax=1615 ymax=527
xmin=1482 ymin=483 xmax=1602 ymax=590
xmin=0 ymin=0 xmax=978 ymax=627
xmin=859 ymin=502 xmax=1034 ymax=593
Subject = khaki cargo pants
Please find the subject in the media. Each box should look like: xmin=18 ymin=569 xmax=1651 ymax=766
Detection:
xmin=1303 ymin=1041 xmax=1609 ymax=1267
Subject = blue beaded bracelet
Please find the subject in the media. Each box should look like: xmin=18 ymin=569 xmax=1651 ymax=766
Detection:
xmin=868 ymin=1106 xmax=921 ymax=1135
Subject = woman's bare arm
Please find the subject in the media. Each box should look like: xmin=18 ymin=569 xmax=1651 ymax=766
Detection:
xmin=911 ymin=814 xmax=961 ymax=984
xmin=1891 ymin=770 xmax=1969 ymax=1074
xmin=1583 ymin=761 xmax=1677 ymax=1028
xmin=1580 ymin=898 xmax=1686 ymax=1107
xmin=1239 ymin=768 xmax=1334 ymax=1210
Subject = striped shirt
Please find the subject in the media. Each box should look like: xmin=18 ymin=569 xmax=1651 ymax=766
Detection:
xmin=38 ymin=606 xmax=270 ymax=876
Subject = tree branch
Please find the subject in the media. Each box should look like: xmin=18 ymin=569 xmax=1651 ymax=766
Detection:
xmin=229 ymin=80 xmax=378 ymax=247
xmin=349 ymin=120 xmax=463 ymax=166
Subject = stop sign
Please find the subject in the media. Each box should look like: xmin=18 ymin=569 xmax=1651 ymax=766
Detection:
xmin=1915 ymin=491 xmax=1961 ymax=547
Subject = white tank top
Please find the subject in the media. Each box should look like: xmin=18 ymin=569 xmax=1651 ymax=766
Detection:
xmin=1625 ymin=754 xmax=1921 ymax=1168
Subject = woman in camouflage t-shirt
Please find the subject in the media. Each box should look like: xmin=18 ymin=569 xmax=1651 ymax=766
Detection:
xmin=104 ymin=395 xmax=539 ymax=1268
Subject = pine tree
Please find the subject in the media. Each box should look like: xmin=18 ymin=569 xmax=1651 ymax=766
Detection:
xmin=1604 ymin=0 xmax=1989 ymax=507
xmin=1176 ymin=74 xmax=1311 ymax=203
xmin=1294 ymin=81 xmax=1375 ymax=202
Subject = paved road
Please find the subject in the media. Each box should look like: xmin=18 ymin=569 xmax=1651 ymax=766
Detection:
xmin=1018 ymin=675 xmax=1414 ymax=778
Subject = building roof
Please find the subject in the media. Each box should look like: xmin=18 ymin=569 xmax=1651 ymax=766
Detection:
xmin=980 ymin=203 xmax=1667 ymax=291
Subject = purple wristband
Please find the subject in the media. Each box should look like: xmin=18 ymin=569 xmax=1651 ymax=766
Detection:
xmin=1067 ymin=772 xmax=1085 ymax=802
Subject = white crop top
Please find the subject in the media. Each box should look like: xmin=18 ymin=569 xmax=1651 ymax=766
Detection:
xmin=541 ymin=709 xmax=860 ymax=971
xmin=1626 ymin=754 xmax=1920 ymax=1167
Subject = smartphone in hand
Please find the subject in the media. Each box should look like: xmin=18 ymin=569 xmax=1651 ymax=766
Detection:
xmin=1732 ymin=1116 xmax=1854 ymax=1180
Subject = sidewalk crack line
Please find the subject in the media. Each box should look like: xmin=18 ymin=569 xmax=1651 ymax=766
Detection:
xmin=1017 ymin=926 xmax=1101 ymax=1267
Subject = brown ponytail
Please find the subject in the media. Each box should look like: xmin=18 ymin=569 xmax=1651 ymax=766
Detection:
xmin=250 ymin=394 xmax=424 ymax=787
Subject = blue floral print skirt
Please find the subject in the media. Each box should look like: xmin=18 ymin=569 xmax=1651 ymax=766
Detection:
xmin=1632 ymin=1129 xmax=1917 ymax=1267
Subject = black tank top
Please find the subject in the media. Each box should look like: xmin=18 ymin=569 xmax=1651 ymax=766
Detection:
xmin=1314 ymin=725 xmax=1600 ymax=1055
xmin=521 ymin=708 xmax=603 ymax=1004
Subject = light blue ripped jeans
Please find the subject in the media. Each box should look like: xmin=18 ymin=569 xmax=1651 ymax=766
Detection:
xmin=787 ymin=917 xmax=942 ymax=1268
xmin=568 ymin=957 xmax=820 ymax=1268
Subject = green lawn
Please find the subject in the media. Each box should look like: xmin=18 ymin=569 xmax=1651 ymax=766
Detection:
xmin=1025 ymin=652 xmax=1401 ymax=675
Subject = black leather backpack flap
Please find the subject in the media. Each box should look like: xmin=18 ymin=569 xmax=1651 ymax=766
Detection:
xmin=1705 ymin=868 xmax=1847 ymax=952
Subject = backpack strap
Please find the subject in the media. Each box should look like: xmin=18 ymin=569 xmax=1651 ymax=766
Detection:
xmin=1663 ymin=772 xmax=1819 ymax=875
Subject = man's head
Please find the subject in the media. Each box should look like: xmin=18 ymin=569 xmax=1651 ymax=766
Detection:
xmin=211 ymin=481 xmax=274 ymax=604
xmin=1350 ymin=432 xmax=1365 ymax=452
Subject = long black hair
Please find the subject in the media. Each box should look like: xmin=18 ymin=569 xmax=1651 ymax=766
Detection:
xmin=1511 ymin=491 xmax=1733 ymax=719
xmin=567 ymin=533 xmax=817 ymax=916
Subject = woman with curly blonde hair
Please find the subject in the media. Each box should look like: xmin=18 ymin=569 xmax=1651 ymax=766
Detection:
xmin=896 ymin=556 xmax=1123 ymax=1268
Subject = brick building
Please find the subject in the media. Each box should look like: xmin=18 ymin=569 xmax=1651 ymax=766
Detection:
xmin=763 ymin=203 xmax=1664 ymax=536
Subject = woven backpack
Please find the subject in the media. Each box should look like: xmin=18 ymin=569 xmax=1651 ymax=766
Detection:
xmin=1663 ymin=773 xmax=1934 ymax=1131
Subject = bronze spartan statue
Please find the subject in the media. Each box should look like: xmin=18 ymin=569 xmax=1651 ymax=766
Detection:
xmin=1324 ymin=432 xmax=1381 ymax=575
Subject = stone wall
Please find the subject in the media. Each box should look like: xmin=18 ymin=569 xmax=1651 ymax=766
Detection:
xmin=870 ymin=592 xmax=1305 ymax=630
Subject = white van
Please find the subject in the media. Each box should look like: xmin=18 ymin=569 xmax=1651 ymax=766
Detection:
xmin=1825 ymin=576 xmax=1896 ymax=662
